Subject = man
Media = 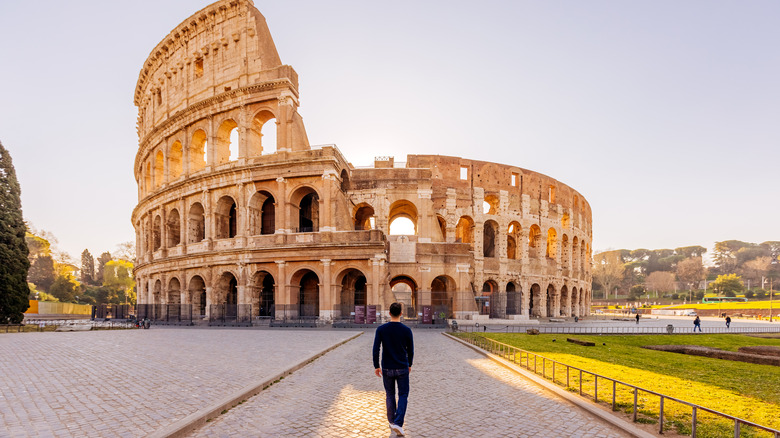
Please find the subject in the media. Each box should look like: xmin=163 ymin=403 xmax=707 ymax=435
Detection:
xmin=635 ymin=313 xmax=640 ymax=324
xmin=693 ymin=315 xmax=702 ymax=332
xmin=373 ymin=302 xmax=414 ymax=437
xmin=725 ymin=315 xmax=731 ymax=328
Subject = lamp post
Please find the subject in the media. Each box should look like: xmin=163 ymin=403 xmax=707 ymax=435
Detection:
xmin=770 ymin=278 xmax=774 ymax=323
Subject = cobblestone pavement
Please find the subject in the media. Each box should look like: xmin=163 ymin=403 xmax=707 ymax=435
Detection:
xmin=193 ymin=331 xmax=631 ymax=438
xmin=0 ymin=328 xmax=359 ymax=438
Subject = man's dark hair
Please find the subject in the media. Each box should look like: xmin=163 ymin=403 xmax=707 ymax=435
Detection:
xmin=389 ymin=302 xmax=402 ymax=317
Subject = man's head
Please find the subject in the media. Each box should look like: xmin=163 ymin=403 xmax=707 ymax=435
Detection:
xmin=389 ymin=302 xmax=402 ymax=318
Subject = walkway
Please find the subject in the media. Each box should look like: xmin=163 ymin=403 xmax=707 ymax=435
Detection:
xmin=192 ymin=331 xmax=630 ymax=438
xmin=0 ymin=329 xmax=359 ymax=437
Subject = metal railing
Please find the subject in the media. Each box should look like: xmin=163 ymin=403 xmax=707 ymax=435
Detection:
xmin=454 ymin=332 xmax=780 ymax=438
xmin=4 ymin=321 xmax=135 ymax=332
xmin=456 ymin=324 xmax=780 ymax=335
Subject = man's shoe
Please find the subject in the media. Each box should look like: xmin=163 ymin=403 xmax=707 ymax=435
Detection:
xmin=390 ymin=424 xmax=405 ymax=436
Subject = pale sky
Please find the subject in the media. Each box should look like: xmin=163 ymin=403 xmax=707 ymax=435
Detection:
xmin=0 ymin=0 xmax=778 ymax=262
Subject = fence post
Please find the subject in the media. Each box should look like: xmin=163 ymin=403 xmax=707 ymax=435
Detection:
xmin=612 ymin=381 xmax=616 ymax=411
xmin=566 ymin=366 xmax=570 ymax=388
xmin=692 ymin=406 xmax=697 ymax=437
xmin=733 ymin=420 xmax=740 ymax=438
xmin=552 ymin=362 xmax=556 ymax=383
xmin=579 ymin=370 xmax=583 ymax=396
xmin=659 ymin=396 xmax=664 ymax=434
xmin=594 ymin=375 xmax=598 ymax=402
xmin=633 ymin=388 xmax=638 ymax=422
xmin=543 ymin=358 xmax=546 ymax=378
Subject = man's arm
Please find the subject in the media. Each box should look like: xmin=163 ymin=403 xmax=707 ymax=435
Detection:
xmin=406 ymin=329 xmax=414 ymax=369
xmin=372 ymin=328 xmax=382 ymax=376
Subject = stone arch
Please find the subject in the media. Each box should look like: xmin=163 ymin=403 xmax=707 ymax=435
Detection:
xmin=190 ymin=129 xmax=208 ymax=172
xmin=480 ymin=279 xmax=499 ymax=317
xmin=456 ymin=216 xmax=475 ymax=248
xmin=528 ymin=224 xmax=542 ymax=258
xmin=388 ymin=199 xmax=418 ymax=235
xmin=154 ymin=150 xmax=165 ymax=188
xmin=215 ymin=195 xmax=238 ymax=239
xmin=167 ymin=208 xmax=181 ymax=247
xmin=337 ymin=268 xmax=368 ymax=317
xmin=571 ymin=287 xmax=579 ymax=317
xmin=431 ymin=275 xmax=456 ymax=319
xmin=291 ymin=269 xmax=319 ymax=318
xmin=169 ymin=140 xmax=183 ymax=179
xmin=340 ymin=169 xmax=350 ymax=192
xmin=436 ymin=215 xmax=447 ymax=241
xmin=188 ymin=202 xmax=206 ymax=243
xmin=168 ymin=277 xmax=181 ymax=305
xmin=353 ymin=203 xmax=375 ymax=231
xmin=483 ymin=194 xmax=499 ymax=215
xmin=215 ymin=118 xmax=238 ymax=164
xmin=561 ymin=234 xmax=570 ymax=268
xmin=153 ymin=279 xmax=162 ymax=305
xmin=249 ymin=109 xmax=277 ymax=156
xmin=506 ymin=281 xmax=521 ymax=316
xmin=153 ymin=215 xmax=162 ymax=251
xmin=188 ymin=275 xmax=207 ymax=317
xmin=562 ymin=212 xmax=570 ymax=228
xmin=560 ymin=285 xmax=569 ymax=317
xmin=572 ymin=236 xmax=580 ymax=273
xmin=530 ymin=283 xmax=541 ymax=317
xmin=248 ymin=190 xmax=276 ymax=235
xmin=290 ymin=186 xmax=319 ymax=232
xmin=144 ymin=161 xmax=152 ymax=194
xmin=483 ymin=219 xmax=499 ymax=258
xmin=391 ymin=275 xmax=417 ymax=317
xmin=214 ymin=271 xmax=239 ymax=306
xmin=546 ymin=228 xmax=558 ymax=259
xmin=546 ymin=284 xmax=556 ymax=317
xmin=250 ymin=270 xmax=275 ymax=318
xmin=507 ymin=221 xmax=521 ymax=259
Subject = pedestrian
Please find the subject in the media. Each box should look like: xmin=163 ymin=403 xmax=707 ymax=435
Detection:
xmin=725 ymin=315 xmax=731 ymax=329
xmin=373 ymin=302 xmax=414 ymax=437
xmin=635 ymin=313 xmax=640 ymax=324
xmin=693 ymin=315 xmax=702 ymax=332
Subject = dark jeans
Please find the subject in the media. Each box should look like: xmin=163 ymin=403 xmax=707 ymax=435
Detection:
xmin=382 ymin=368 xmax=409 ymax=427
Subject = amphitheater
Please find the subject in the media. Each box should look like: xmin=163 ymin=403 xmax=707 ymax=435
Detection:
xmin=132 ymin=0 xmax=592 ymax=324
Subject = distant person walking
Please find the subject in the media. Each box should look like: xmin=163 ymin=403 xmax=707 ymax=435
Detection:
xmin=693 ymin=315 xmax=702 ymax=332
xmin=373 ymin=303 xmax=414 ymax=437
xmin=635 ymin=313 xmax=640 ymax=324
xmin=725 ymin=315 xmax=731 ymax=329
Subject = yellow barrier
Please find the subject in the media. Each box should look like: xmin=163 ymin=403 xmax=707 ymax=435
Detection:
xmin=26 ymin=301 xmax=92 ymax=315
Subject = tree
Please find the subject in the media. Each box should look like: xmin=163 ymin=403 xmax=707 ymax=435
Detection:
xmin=0 ymin=142 xmax=30 ymax=323
xmin=27 ymin=254 xmax=56 ymax=292
xmin=95 ymin=251 xmax=112 ymax=283
xmin=712 ymin=240 xmax=752 ymax=274
xmin=49 ymin=275 xmax=78 ymax=303
xmin=644 ymin=271 xmax=676 ymax=296
xmin=80 ymin=249 xmax=95 ymax=285
xmin=675 ymin=246 xmax=707 ymax=259
xmin=710 ymin=274 xmax=744 ymax=297
xmin=743 ymin=256 xmax=772 ymax=287
xmin=676 ymin=257 xmax=706 ymax=291
xmin=115 ymin=241 xmax=136 ymax=264
xmin=593 ymin=250 xmax=625 ymax=299
xmin=103 ymin=259 xmax=136 ymax=305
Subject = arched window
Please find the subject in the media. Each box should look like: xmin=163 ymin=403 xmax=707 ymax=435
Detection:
xmin=456 ymin=216 xmax=474 ymax=248
xmin=528 ymin=225 xmax=541 ymax=258
xmin=388 ymin=200 xmax=417 ymax=236
xmin=168 ymin=278 xmax=181 ymax=305
xmin=339 ymin=269 xmax=367 ymax=318
xmin=190 ymin=129 xmax=208 ymax=172
xmin=507 ymin=221 xmax=521 ymax=260
xmin=483 ymin=220 xmax=498 ymax=258
xmin=249 ymin=110 xmax=277 ymax=156
xmin=188 ymin=275 xmax=207 ymax=316
xmin=248 ymin=191 xmax=275 ymax=235
xmin=153 ymin=215 xmax=162 ymax=251
xmin=354 ymin=204 xmax=375 ymax=231
xmin=340 ymin=169 xmax=350 ymax=192
xmin=546 ymin=228 xmax=558 ymax=259
xmin=436 ymin=215 xmax=447 ymax=241
xmin=154 ymin=150 xmax=164 ymax=188
xmin=169 ymin=141 xmax=183 ymax=179
xmin=216 ymin=119 xmax=238 ymax=164
xmin=295 ymin=270 xmax=319 ymax=318
xmin=188 ymin=202 xmax=205 ymax=243
xmin=299 ymin=193 xmax=319 ymax=232
xmin=431 ymin=275 xmax=455 ymax=319
xmin=251 ymin=271 xmax=275 ymax=318
xmin=167 ymin=209 xmax=181 ymax=247
xmin=483 ymin=194 xmax=499 ymax=215
xmin=216 ymin=196 xmax=238 ymax=239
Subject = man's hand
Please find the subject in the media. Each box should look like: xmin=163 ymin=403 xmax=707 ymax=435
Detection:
xmin=375 ymin=368 xmax=382 ymax=377
xmin=408 ymin=367 xmax=412 ymax=373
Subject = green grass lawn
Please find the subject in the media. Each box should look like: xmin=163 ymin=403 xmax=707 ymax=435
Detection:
xmin=472 ymin=333 xmax=780 ymax=437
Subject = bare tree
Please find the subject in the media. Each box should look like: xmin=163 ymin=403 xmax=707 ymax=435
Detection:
xmin=593 ymin=251 xmax=625 ymax=299
xmin=645 ymin=271 xmax=676 ymax=297
xmin=676 ymin=257 xmax=706 ymax=291
xmin=743 ymin=256 xmax=772 ymax=288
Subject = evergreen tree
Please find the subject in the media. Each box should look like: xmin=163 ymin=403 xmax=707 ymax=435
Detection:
xmin=27 ymin=255 xmax=55 ymax=291
xmin=0 ymin=142 xmax=30 ymax=323
xmin=80 ymin=249 xmax=95 ymax=285
xmin=95 ymin=251 xmax=112 ymax=284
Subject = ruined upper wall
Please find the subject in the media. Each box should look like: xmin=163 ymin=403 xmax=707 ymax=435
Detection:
xmin=133 ymin=0 xmax=294 ymax=139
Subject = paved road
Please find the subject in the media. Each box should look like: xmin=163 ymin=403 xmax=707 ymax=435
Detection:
xmin=0 ymin=328 xmax=359 ymax=438
xmin=192 ymin=331 xmax=630 ymax=438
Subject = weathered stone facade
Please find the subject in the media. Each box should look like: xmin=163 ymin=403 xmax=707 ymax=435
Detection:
xmin=132 ymin=0 xmax=592 ymax=322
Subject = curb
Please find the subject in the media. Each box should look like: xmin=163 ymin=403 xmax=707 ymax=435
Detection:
xmin=443 ymin=333 xmax=656 ymax=438
xmin=151 ymin=331 xmax=364 ymax=438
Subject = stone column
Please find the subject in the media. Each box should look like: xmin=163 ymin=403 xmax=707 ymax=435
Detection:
xmin=321 ymin=259 xmax=332 ymax=321
xmin=416 ymin=189 xmax=432 ymax=242
xmin=179 ymin=197 xmax=188 ymax=253
xmin=275 ymin=261 xmax=287 ymax=319
xmin=276 ymin=177 xmax=287 ymax=234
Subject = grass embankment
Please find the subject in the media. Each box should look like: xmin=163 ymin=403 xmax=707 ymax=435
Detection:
xmin=479 ymin=333 xmax=780 ymax=437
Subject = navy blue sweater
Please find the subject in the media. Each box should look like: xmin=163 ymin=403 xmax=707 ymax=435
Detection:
xmin=372 ymin=321 xmax=414 ymax=370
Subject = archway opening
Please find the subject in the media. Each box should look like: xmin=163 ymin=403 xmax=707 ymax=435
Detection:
xmin=189 ymin=275 xmax=206 ymax=317
xmin=354 ymin=204 xmax=375 ymax=231
xmin=188 ymin=202 xmax=205 ymax=243
xmin=339 ymin=269 xmax=368 ymax=320
xmin=167 ymin=209 xmax=181 ymax=247
xmin=153 ymin=215 xmax=162 ymax=251
xmin=431 ymin=275 xmax=454 ymax=319
xmin=170 ymin=141 xmax=183 ymax=179
xmin=391 ymin=276 xmax=417 ymax=319
xmin=190 ymin=129 xmax=208 ymax=172
xmin=483 ymin=220 xmax=498 ymax=258
xmin=456 ymin=216 xmax=474 ymax=249
xmin=215 ymin=196 xmax=237 ymax=239
xmin=298 ymin=270 xmax=319 ymax=318
xmin=388 ymin=200 xmax=418 ymax=236
xmin=530 ymin=283 xmax=541 ymax=317
xmin=251 ymin=271 xmax=275 ymax=318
